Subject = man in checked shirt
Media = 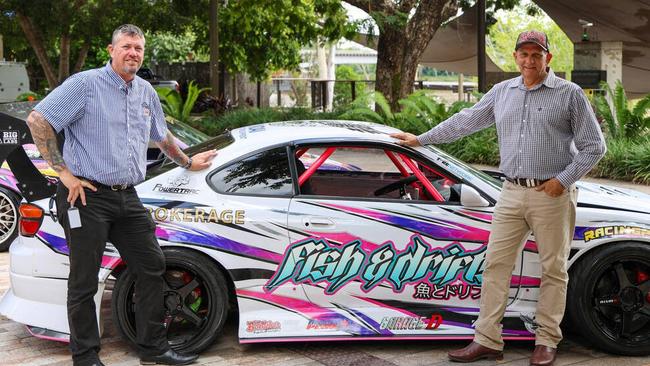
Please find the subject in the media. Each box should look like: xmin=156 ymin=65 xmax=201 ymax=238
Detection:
xmin=392 ymin=30 xmax=606 ymax=365
xmin=26 ymin=24 xmax=215 ymax=366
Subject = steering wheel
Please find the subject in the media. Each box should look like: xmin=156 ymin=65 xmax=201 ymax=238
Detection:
xmin=374 ymin=175 xmax=419 ymax=197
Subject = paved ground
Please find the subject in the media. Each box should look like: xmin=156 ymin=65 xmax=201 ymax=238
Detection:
xmin=1 ymin=175 xmax=650 ymax=365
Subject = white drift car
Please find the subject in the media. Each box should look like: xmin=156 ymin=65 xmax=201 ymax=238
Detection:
xmin=0 ymin=120 xmax=649 ymax=356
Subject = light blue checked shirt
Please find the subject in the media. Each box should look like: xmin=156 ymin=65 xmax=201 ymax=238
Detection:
xmin=34 ymin=62 xmax=167 ymax=186
xmin=417 ymin=69 xmax=606 ymax=188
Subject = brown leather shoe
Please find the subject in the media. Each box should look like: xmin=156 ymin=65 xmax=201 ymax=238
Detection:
xmin=448 ymin=341 xmax=504 ymax=362
xmin=530 ymin=345 xmax=556 ymax=366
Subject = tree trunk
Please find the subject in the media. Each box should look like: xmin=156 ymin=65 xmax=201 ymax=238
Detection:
xmin=73 ymin=41 xmax=91 ymax=74
xmin=58 ymin=33 xmax=71 ymax=82
xmin=16 ymin=13 xmax=58 ymax=89
xmin=209 ymin=0 xmax=220 ymax=97
xmin=375 ymin=27 xmax=420 ymax=111
xmin=347 ymin=0 xmax=458 ymax=111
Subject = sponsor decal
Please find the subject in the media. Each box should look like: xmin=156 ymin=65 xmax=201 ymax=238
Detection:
xmin=246 ymin=320 xmax=281 ymax=334
xmin=1 ymin=131 xmax=19 ymax=144
xmin=152 ymin=184 xmax=199 ymax=194
xmin=379 ymin=315 xmax=443 ymax=331
xmin=168 ymin=175 xmax=190 ymax=187
xmin=306 ymin=319 xmax=350 ymax=331
xmin=153 ymin=175 xmax=199 ymax=194
xmin=265 ymin=235 xmax=486 ymax=294
xmin=147 ymin=207 xmax=245 ymax=224
xmin=412 ymin=282 xmax=481 ymax=300
xmin=583 ymin=225 xmax=650 ymax=242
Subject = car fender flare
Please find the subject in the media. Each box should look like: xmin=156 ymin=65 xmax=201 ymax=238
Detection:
xmin=568 ymin=237 xmax=650 ymax=269
xmin=105 ymin=242 xmax=238 ymax=306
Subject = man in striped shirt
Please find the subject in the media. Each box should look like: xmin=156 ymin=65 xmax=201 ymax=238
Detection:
xmin=392 ymin=30 xmax=606 ymax=365
xmin=26 ymin=24 xmax=215 ymax=366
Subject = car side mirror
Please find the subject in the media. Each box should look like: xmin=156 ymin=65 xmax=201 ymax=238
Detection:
xmin=459 ymin=184 xmax=490 ymax=207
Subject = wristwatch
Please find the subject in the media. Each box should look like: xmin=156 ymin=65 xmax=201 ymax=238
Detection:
xmin=182 ymin=157 xmax=193 ymax=169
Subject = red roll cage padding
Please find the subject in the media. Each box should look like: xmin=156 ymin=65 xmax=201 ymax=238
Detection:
xmin=298 ymin=147 xmax=336 ymax=187
xmin=295 ymin=146 xmax=445 ymax=202
xmin=397 ymin=153 xmax=445 ymax=201
xmin=384 ymin=150 xmax=410 ymax=177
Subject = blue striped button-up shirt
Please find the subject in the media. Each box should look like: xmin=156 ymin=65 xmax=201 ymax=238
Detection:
xmin=417 ymin=69 xmax=606 ymax=188
xmin=34 ymin=62 xmax=167 ymax=186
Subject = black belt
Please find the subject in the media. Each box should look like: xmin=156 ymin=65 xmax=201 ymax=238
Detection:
xmin=505 ymin=177 xmax=548 ymax=188
xmin=79 ymin=177 xmax=133 ymax=192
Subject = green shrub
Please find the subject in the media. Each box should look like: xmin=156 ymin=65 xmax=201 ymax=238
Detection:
xmin=440 ymin=128 xmax=500 ymax=166
xmin=156 ymin=81 xmax=209 ymax=123
xmin=590 ymin=137 xmax=650 ymax=183
xmin=188 ymin=107 xmax=350 ymax=136
xmin=592 ymin=81 xmax=650 ymax=140
xmin=16 ymin=91 xmax=41 ymax=102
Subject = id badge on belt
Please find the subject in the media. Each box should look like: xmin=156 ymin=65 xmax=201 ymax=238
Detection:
xmin=68 ymin=207 xmax=82 ymax=228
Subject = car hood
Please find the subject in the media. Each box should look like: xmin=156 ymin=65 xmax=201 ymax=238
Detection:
xmin=576 ymin=181 xmax=650 ymax=213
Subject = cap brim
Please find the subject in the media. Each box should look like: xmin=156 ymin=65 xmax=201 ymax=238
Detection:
xmin=515 ymin=41 xmax=548 ymax=52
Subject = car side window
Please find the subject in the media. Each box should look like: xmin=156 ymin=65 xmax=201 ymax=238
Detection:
xmin=295 ymin=146 xmax=459 ymax=203
xmin=210 ymin=147 xmax=292 ymax=196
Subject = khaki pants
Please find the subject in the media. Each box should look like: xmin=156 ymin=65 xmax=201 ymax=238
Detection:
xmin=474 ymin=181 xmax=578 ymax=350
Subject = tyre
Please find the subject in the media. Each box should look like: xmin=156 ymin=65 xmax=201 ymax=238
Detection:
xmin=112 ymin=248 xmax=230 ymax=354
xmin=0 ymin=187 xmax=20 ymax=252
xmin=568 ymin=242 xmax=650 ymax=356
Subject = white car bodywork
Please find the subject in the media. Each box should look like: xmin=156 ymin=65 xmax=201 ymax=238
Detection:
xmin=1 ymin=120 xmax=649 ymax=353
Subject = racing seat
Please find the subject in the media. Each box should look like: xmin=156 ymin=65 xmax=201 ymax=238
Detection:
xmin=295 ymin=158 xmax=314 ymax=195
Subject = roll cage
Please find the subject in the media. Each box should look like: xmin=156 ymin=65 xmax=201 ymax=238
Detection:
xmin=293 ymin=144 xmax=455 ymax=202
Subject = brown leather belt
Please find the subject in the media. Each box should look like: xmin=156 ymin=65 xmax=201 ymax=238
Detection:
xmin=505 ymin=177 xmax=549 ymax=188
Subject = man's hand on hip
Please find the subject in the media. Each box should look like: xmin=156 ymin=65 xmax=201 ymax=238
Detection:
xmin=188 ymin=149 xmax=218 ymax=171
xmin=535 ymin=178 xmax=565 ymax=197
xmin=59 ymin=170 xmax=97 ymax=206
xmin=390 ymin=132 xmax=422 ymax=147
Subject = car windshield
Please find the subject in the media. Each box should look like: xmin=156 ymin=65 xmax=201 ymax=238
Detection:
xmin=146 ymin=131 xmax=235 ymax=178
xmin=0 ymin=101 xmax=36 ymax=119
xmin=424 ymin=145 xmax=503 ymax=190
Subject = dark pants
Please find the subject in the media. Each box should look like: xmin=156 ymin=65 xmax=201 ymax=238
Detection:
xmin=56 ymin=183 xmax=168 ymax=364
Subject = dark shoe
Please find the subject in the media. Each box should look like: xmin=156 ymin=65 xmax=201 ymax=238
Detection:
xmin=530 ymin=345 xmax=557 ymax=366
xmin=73 ymin=356 xmax=105 ymax=366
xmin=74 ymin=360 xmax=104 ymax=366
xmin=448 ymin=341 xmax=504 ymax=362
xmin=140 ymin=349 xmax=199 ymax=365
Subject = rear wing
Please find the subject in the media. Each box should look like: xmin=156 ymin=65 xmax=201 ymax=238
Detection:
xmin=0 ymin=104 xmax=56 ymax=201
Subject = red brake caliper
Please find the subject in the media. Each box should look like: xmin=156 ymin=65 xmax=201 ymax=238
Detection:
xmin=637 ymin=270 xmax=650 ymax=303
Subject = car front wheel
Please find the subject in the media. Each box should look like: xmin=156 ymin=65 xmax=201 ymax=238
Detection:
xmin=568 ymin=242 xmax=650 ymax=356
xmin=112 ymin=248 xmax=230 ymax=354
xmin=0 ymin=187 xmax=19 ymax=252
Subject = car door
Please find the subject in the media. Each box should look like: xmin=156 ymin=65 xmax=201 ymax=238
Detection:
xmin=278 ymin=143 xmax=524 ymax=336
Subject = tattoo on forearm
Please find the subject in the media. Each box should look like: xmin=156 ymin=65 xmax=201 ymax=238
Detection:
xmin=26 ymin=111 xmax=67 ymax=173
xmin=157 ymin=131 xmax=189 ymax=166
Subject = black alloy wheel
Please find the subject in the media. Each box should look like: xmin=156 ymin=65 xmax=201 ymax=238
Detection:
xmin=112 ymin=248 xmax=229 ymax=354
xmin=568 ymin=242 xmax=650 ymax=356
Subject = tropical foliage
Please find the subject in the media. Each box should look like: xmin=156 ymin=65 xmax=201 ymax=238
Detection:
xmin=340 ymin=91 xmax=472 ymax=133
xmin=590 ymin=137 xmax=650 ymax=184
xmin=592 ymin=81 xmax=650 ymax=140
xmin=156 ymin=81 xmax=209 ymax=123
xmin=339 ymin=91 xmax=501 ymax=165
